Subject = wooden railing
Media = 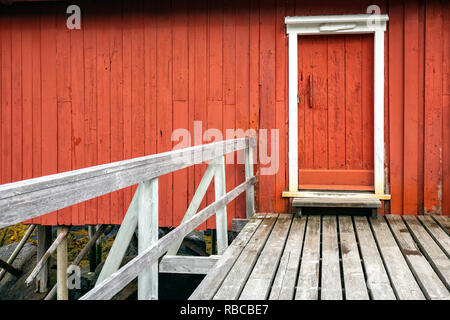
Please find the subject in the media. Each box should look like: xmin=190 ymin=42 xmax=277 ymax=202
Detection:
xmin=0 ymin=137 xmax=256 ymax=300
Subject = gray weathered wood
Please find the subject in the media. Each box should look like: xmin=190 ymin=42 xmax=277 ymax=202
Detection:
xmin=96 ymin=186 xmax=140 ymax=285
xmin=138 ymin=178 xmax=159 ymax=300
xmin=418 ymin=216 xmax=450 ymax=258
xmin=403 ymin=216 xmax=450 ymax=289
xmin=57 ymin=226 xmax=68 ymax=300
xmin=353 ymin=216 xmax=396 ymax=300
xmin=292 ymin=197 xmax=381 ymax=208
xmin=166 ymin=160 xmax=217 ymax=255
xmin=370 ymin=217 xmax=425 ymax=300
xmin=189 ymin=215 xmax=264 ymax=300
xmin=0 ymin=224 xmax=36 ymax=282
xmin=36 ymin=225 xmax=52 ymax=292
xmin=338 ymin=216 xmax=369 ymax=300
xmin=432 ymin=216 xmax=450 ymax=235
xmin=321 ymin=216 xmax=343 ymax=300
xmin=245 ymin=144 xmax=255 ymax=219
xmin=386 ymin=215 xmax=449 ymax=300
xmin=269 ymin=217 xmax=306 ymax=300
xmin=0 ymin=138 xmax=254 ymax=228
xmin=159 ymin=255 xmax=220 ymax=274
xmin=295 ymin=216 xmax=321 ymax=300
xmin=214 ymin=156 xmax=228 ymax=255
xmin=213 ymin=214 xmax=278 ymax=300
xmin=44 ymin=225 xmax=107 ymax=300
xmin=80 ymin=177 xmax=256 ymax=300
xmin=239 ymin=214 xmax=292 ymax=300
xmin=25 ymin=226 xmax=69 ymax=286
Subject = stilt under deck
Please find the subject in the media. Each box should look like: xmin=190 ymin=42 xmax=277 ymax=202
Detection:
xmin=190 ymin=214 xmax=450 ymax=300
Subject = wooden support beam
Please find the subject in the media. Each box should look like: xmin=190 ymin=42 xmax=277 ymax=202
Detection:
xmin=88 ymin=226 xmax=97 ymax=272
xmin=25 ymin=226 xmax=69 ymax=286
xmin=80 ymin=177 xmax=255 ymax=300
xmin=167 ymin=160 xmax=217 ymax=256
xmin=138 ymin=178 xmax=159 ymax=300
xmin=36 ymin=225 xmax=51 ymax=293
xmin=44 ymin=225 xmax=107 ymax=300
xmin=57 ymin=226 xmax=68 ymax=300
xmin=245 ymin=144 xmax=255 ymax=218
xmin=0 ymin=224 xmax=36 ymax=282
xmin=159 ymin=255 xmax=220 ymax=274
xmin=95 ymin=186 xmax=140 ymax=285
xmin=214 ymin=156 xmax=228 ymax=255
xmin=0 ymin=258 xmax=22 ymax=278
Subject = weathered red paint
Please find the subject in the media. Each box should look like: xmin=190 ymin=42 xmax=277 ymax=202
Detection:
xmin=0 ymin=0 xmax=449 ymax=228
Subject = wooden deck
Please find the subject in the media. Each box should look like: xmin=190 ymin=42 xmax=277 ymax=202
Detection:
xmin=190 ymin=214 xmax=450 ymax=300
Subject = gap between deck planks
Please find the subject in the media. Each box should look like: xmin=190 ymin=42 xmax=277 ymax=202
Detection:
xmin=190 ymin=214 xmax=450 ymax=300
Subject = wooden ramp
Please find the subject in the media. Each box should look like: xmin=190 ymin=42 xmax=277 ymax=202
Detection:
xmin=190 ymin=214 xmax=450 ymax=300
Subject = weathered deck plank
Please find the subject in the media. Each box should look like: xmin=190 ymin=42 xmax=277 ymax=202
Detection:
xmin=403 ymin=216 xmax=450 ymax=290
xmin=295 ymin=216 xmax=321 ymax=300
xmin=418 ymin=216 xmax=450 ymax=258
xmin=212 ymin=214 xmax=278 ymax=300
xmin=239 ymin=214 xmax=293 ymax=300
xmin=432 ymin=216 xmax=450 ymax=235
xmin=386 ymin=215 xmax=450 ymax=300
xmin=269 ymin=217 xmax=306 ymax=300
xmin=338 ymin=216 xmax=369 ymax=300
xmin=353 ymin=216 xmax=396 ymax=300
xmin=321 ymin=216 xmax=342 ymax=300
xmin=370 ymin=217 xmax=425 ymax=300
xmin=189 ymin=214 xmax=264 ymax=300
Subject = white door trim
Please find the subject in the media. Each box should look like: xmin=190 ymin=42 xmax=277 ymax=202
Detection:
xmin=285 ymin=14 xmax=389 ymax=195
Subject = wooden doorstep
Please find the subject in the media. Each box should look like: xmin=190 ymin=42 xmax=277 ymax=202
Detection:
xmin=292 ymin=197 xmax=381 ymax=208
xmin=282 ymin=190 xmax=391 ymax=200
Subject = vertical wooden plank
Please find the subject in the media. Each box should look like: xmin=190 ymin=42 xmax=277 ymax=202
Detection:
xmin=208 ymin=0 xmax=223 ymax=102
xmin=312 ymin=36 xmax=328 ymax=170
xmin=56 ymin=7 xmax=72 ymax=225
xmin=156 ymin=1 xmax=173 ymax=227
xmin=424 ymin=0 xmax=443 ymax=214
xmin=215 ymin=156 xmax=228 ymax=254
xmin=259 ymin=0 xmax=276 ymax=212
xmin=21 ymin=18 xmax=33 ymax=183
xmin=345 ymin=35 xmax=363 ymax=170
xmin=274 ymin=0 xmax=287 ymax=212
xmin=70 ymin=7 xmax=85 ymax=225
xmin=41 ymin=9 xmax=58 ymax=225
xmin=192 ymin=0 xmax=208 ymax=229
xmin=83 ymin=6 xmax=98 ymax=225
xmin=245 ymin=144 xmax=255 ymax=218
xmin=11 ymin=15 xmax=22 ymax=186
xmin=388 ymin=0 xmax=404 ymax=214
xmin=96 ymin=4 xmax=112 ymax=225
xmin=1 ymin=15 xmax=12 ymax=188
xmin=403 ymin=0 xmax=420 ymax=215
xmin=224 ymin=102 xmax=236 ymax=228
xmin=442 ymin=1 xmax=450 ymax=216
xmin=138 ymin=178 xmax=158 ymax=300
xmin=327 ymin=36 xmax=346 ymax=170
xmin=110 ymin=0 xmax=124 ymax=225
xmin=249 ymin=0 xmax=260 ymax=207
xmin=235 ymin=0 xmax=250 ymax=218
xmin=223 ymin=0 xmax=236 ymax=106
xmin=31 ymin=13 xmax=42 ymax=224
xmin=361 ymin=34 xmax=374 ymax=172
xmin=36 ymin=225 xmax=51 ymax=293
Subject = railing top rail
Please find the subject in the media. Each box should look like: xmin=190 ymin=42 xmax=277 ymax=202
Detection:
xmin=0 ymin=137 xmax=256 ymax=228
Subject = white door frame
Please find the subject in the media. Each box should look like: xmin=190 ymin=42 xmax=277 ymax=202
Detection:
xmin=285 ymin=14 xmax=389 ymax=196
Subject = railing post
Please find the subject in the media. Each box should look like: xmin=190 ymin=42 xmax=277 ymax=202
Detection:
xmin=214 ymin=155 xmax=228 ymax=255
xmin=245 ymin=140 xmax=255 ymax=219
xmin=138 ymin=177 xmax=159 ymax=300
xmin=56 ymin=226 xmax=68 ymax=300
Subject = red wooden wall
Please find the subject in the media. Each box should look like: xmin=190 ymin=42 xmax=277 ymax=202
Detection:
xmin=0 ymin=0 xmax=449 ymax=227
